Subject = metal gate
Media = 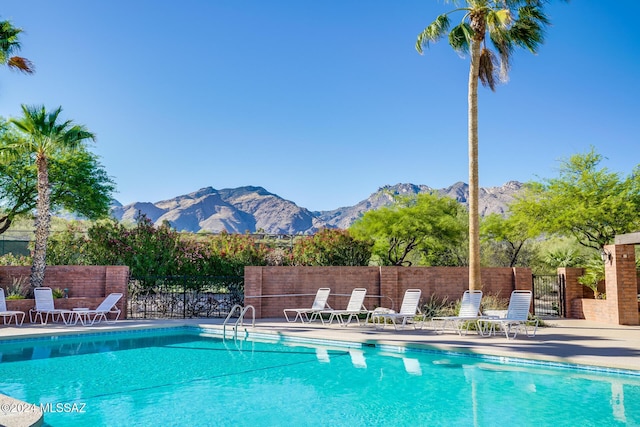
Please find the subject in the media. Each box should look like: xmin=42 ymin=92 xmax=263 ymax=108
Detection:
xmin=532 ymin=274 xmax=565 ymax=317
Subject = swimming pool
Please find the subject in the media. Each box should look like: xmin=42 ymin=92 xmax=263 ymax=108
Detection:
xmin=0 ymin=327 xmax=639 ymax=427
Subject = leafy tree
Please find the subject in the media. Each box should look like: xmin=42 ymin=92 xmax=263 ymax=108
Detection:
xmin=0 ymin=121 xmax=115 ymax=233
xmin=480 ymin=212 xmax=535 ymax=267
xmin=46 ymin=221 xmax=88 ymax=265
xmin=292 ymin=228 xmax=373 ymax=266
xmin=509 ymin=149 xmax=640 ymax=251
xmin=350 ymin=193 xmax=466 ymax=266
xmin=7 ymin=105 xmax=96 ymax=288
xmin=416 ymin=1 xmax=553 ymax=290
xmin=0 ymin=20 xmax=34 ymax=74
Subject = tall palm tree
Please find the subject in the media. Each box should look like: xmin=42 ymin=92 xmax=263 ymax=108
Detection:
xmin=9 ymin=105 xmax=95 ymax=288
xmin=416 ymin=1 xmax=551 ymax=291
xmin=0 ymin=20 xmax=34 ymax=73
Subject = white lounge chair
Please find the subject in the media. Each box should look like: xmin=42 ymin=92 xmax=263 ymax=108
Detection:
xmin=283 ymin=288 xmax=331 ymax=323
xmin=477 ymin=290 xmax=538 ymax=339
xmin=431 ymin=290 xmax=483 ymax=335
xmin=29 ymin=287 xmax=74 ymax=325
xmin=320 ymin=288 xmax=369 ymax=326
xmin=76 ymin=293 xmax=123 ymax=325
xmin=372 ymin=289 xmax=425 ymax=330
xmin=0 ymin=288 xmax=26 ymax=326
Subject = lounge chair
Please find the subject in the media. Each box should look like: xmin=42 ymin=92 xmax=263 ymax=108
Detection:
xmin=29 ymin=287 xmax=74 ymax=325
xmin=320 ymin=288 xmax=369 ymax=326
xmin=372 ymin=289 xmax=425 ymax=330
xmin=283 ymin=288 xmax=331 ymax=323
xmin=0 ymin=288 xmax=26 ymax=326
xmin=431 ymin=290 xmax=483 ymax=335
xmin=477 ymin=290 xmax=537 ymax=339
xmin=76 ymin=293 xmax=123 ymax=325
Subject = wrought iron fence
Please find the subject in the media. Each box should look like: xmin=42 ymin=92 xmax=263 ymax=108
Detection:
xmin=128 ymin=275 xmax=244 ymax=319
xmin=532 ymin=274 xmax=565 ymax=317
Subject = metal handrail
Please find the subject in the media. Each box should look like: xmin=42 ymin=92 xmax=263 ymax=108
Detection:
xmin=244 ymin=293 xmax=395 ymax=310
xmin=223 ymin=304 xmax=255 ymax=339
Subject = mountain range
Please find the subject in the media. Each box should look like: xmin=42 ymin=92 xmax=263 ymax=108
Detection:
xmin=110 ymin=181 xmax=524 ymax=234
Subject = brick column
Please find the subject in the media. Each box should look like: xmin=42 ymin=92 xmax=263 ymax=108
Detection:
xmin=512 ymin=267 xmax=533 ymax=291
xmin=559 ymin=267 xmax=585 ymax=319
xmin=604 ymin=244 xmax=639 ymax=325
xmin=379 ymin=267 xmax=399 ymax=310
xmin=244 ymin=266 xmax=263 ymax=318
xmin=105 ymin=266 xmax=129 ymax=319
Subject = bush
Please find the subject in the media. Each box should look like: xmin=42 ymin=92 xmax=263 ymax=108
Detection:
xmin=292 ymin=229 xmax=372 ymax=266
xmin=5 ymin=276 xmax=30 ymax=299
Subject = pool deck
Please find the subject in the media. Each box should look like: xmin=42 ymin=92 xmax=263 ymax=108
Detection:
xmin=1 ymin=317 xmax=639 ymax=372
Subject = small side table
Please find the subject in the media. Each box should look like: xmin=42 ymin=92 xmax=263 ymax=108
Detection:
xmin=71 ymin=308 xmax=92 ymax=326
xmin=479 ymin=310 xmax=508 ymax=336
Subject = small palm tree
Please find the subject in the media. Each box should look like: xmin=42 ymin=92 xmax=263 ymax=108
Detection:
xmin=416 ymin=1 xmax=552 ymax=291
xmin=578 ymin=256 xmax=605 ymax=299
xmin=8 ymin=105 xmax=95 ymax=288
xmin=0 ymin=20 xmax=34 ymax=73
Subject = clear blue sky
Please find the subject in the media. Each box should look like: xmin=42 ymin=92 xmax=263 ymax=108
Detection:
xmin=1 ymin=1 xmax=638 ymax=212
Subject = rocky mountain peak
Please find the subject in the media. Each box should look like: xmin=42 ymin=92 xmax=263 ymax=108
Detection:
xmin=111 ymin=181 xmax=523 ymax=234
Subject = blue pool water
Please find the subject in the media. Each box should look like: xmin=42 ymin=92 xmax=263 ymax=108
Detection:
xmin=0 ymin=327 xmax=639 ymax=427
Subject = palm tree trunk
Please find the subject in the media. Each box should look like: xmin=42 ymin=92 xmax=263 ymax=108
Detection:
xmin=30 ymin=154 xmax=50 ymax=288
xmin=468 ymin=38 xmax=482 ymax=291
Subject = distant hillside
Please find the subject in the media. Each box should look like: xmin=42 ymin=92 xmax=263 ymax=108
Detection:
xmin=110 ymin=181 xmax=523 ymax=234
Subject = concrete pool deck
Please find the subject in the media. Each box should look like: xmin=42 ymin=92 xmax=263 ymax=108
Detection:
xmin=1 ymin=317 xmax=639 ymax=372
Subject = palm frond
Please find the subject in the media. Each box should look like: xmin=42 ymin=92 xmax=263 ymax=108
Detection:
xmin=509 ymin=5 xmax=548 ymax=53
xmin=478 ymin=48 xmax=499 ymax=91
xmin=519 ymin=4 xmax=551 ymax=27
xmin=416 ymin=14 xmax=450 ymax=54
xmin=7 ymin=56 xmax=34 ymax=73
xmin=0 ymin=20 xmax=33 ymax=72
xmin=448 ymin=23 xmax=472 ymax=54
xmin=488 ymin=27 xmax=513 ymax=82
xmin=487 ymin=9 xmax=512 ymax=30
xmin=0 ymin=21 xmax=22 ymax=56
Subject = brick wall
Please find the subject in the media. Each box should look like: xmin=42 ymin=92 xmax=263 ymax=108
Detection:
xmin=1 ymin=265 xmax=129 ymax=320
xmin=562 ymin=245 xmax=639 ymax=325
xmin=245 ymin=266 xmax=531 ymax=319
xmin=571 ymin=299 xmax=618 ymax=323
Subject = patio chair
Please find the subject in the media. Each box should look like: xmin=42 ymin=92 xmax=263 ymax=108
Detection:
xmin=0 ymin=288 xmax=26 ymax=326
xmin=371 ymin=289 xmax=425 ymax=330
xmin=320 ymin=288 xmax=370 ymax=326
xmin=283 ymin=288 xmax=331 ymax=323
xmin=431 ymin=290 xmax=483 ymax=335
xmin=477 ymin=290 xmax=537 ymax=339
xmin=29 ymin=287 xmax=74 ymax=325
xmin=78 ymin=293 xmax=123 ymax=325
